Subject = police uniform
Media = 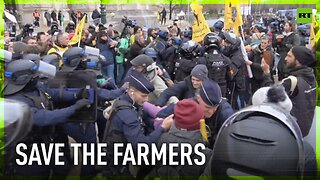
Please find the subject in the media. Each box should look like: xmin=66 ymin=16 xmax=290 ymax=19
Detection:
xmin=4 ymin=60 xmax=91 ymax=177
xmin=102 ymin=71 xmax=165 ymax=175
xmin=156 ymin=79 xmax=234 ymax=148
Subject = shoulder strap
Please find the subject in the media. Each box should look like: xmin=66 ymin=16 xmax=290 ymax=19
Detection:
xmin=281 ymin=75 xmax=298 ymax=96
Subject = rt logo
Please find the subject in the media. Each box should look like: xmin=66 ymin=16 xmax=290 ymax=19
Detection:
xmin=297 ymin=8 xmax=312 ymax=23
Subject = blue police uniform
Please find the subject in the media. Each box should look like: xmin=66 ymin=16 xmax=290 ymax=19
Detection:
xmin=157 ymin=79 xmax=234 ymax=148
xmin=6 ymin=83 xmax=80 ymax=177
xmin=102 ymin=71 xmax=165 ymax=175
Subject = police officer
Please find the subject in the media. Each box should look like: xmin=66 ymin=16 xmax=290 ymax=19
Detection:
xmin=156 ymin=79 xmax=234 ymax=148
xmin=128 ymin=54 xmax=170 ymax=104
xmin=4 ymin=59 xmax=91 ymax=177
xmin=60 ymin=47 xmax=125 ymax=176
xmin=202 ymin=32 xmax=231 ymax=97
xmin=211 ymin=20 xmax=224 ymax=37
xmin=174 ymin=40 xmax=206 ymax=82
xmin=102 ymin=70 xmax=173 ymax=176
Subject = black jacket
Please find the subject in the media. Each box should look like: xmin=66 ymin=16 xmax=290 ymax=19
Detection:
xmin=155 ymin=76 xmax=196 ymax=106
xmin=282 ymin=66 xmax=316 ymax=137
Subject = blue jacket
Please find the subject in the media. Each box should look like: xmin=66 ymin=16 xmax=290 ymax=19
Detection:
xmin=155 ymin=76 xmax=196 ymax=106
xmin=97 ymin=42 xmax=115 ymax=66
xmin=97 ymin=87 xmax=125 ymax=101
xmin=110 ymin=93 xmax=165 ymax=146
xmin=6 ymin=84 xmax=78 ymax=127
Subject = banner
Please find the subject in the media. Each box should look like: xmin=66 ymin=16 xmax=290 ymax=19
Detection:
xmin=69 ymin=15 xmax=86 ymax=46
xmin=224 ymin=0 xmax=243 ymax=36
xmin=309 ymin=13 xmax=316 ymax=48
xmin=190 ymin=0 xmax=211 ymax=42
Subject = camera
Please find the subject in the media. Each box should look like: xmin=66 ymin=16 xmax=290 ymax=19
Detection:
xmin=23 ymin=24 xmax=34 ymax=34
xmin=121 ymin=16 xmax=136 ymax=28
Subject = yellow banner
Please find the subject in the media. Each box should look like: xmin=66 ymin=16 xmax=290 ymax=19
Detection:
xmin=309 ymin=13 xmax=316 ymax=48
xmin=69 ymin=15 xmax=86 ymax=46
xmin=190 ymin=1 xmax=211 ymax=42
xmin=224 ymin=0 xmax=243 ymax=36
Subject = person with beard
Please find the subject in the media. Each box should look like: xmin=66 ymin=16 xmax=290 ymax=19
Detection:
xmin=261 ymin=46 xmax=316 ymax=137
xmin=245 ymin=35 xmax=274 ymax=94
xmin=4 ymin=59 xmax=91 ymax=177
xmin=275 ymin=21 xmax=300 ymax=81
xmin=221 ymin=33 xmax=247 ymax=110
xmin=145 ymin=28 xmax=157 ymax=45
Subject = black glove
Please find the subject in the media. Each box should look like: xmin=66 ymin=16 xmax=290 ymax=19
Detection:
xmin=76 ymin=88 xmax=89 ymax=99
xmin=73 ymin=99 xmax=91 ymax=110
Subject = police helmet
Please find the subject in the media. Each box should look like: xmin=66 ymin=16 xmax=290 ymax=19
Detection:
xmin=223 ymin=32 xmax=237 ymax=45
xmin=183 ymin=30 xmax=192 ymax=38
xmin=42 ymin=54 xmax=60 ymax=70
xmin=213 ymin=20 xmax=224 ymax=30
xmin=158 ymin=30 xmax=169 ymax=39
xmin=23 ymin=53 xmax=41 ymax=62
xmin=180 ymin=40 xmax=201 ymax=58
xmin=0 ymin=98 xmax=32 ymax=151
xmin=210 ymin=103 xmax=305 ymax=177
xmin=4 ymin=59 xmax=56 ymax=95
xmin=62 ymin=47 xmax=86 ymax=71
xmin=144 ymin=48 xmax=158 ymax=59
xmin=204 ymin=32 xmax=222 ymax=49
xmin=169 ymin=37 xmax=182 ymax=48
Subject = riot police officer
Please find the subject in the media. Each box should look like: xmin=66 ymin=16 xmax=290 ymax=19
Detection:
xmin=174 ymin=40 xmax=206 ymax=82
xmin=202 ymin=32 xmax=231 ymax=97
xmin=4 ymin=59 xmax=91 ymax=177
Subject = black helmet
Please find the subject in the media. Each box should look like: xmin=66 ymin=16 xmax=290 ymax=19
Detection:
xmin=223 ymin=32 xmax=237 ymax=45
xmin=42 ymin=54 xmax=60 ymax=70
xmin=62 ymin=47 xmax=86 ymax=71
xmin=210 ymin=104 xmax=304 ymax=177
xmin=180 ymin=40 xmax=201 ymax=58
xmin=4 ymin=60 xmax=57 ymax=95
xmin=4 ymin=60 xmax=38 ymax=95
xmin=204 ymin=32 xmax=222 ymax=49
xmin=213 ymin=20 xmax=224 ymax=30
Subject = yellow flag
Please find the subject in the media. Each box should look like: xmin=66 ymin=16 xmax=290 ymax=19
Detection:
xmin=69 ymin=15 xmax=86 ymax=46
xmin=224 ymin=0 xmax=243 ymax=36
xmin=309 ymin=13 xmax=316 ymax=48
xmin=190 ymin=0 xmax=211 ymax=42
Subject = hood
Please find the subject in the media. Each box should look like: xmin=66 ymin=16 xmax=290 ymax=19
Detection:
xmin=288 ymin=66 xmax=315 ymax=85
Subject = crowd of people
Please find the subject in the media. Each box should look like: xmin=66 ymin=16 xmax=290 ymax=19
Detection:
xmin=1 ymin=6 xmax=317 ymax=179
